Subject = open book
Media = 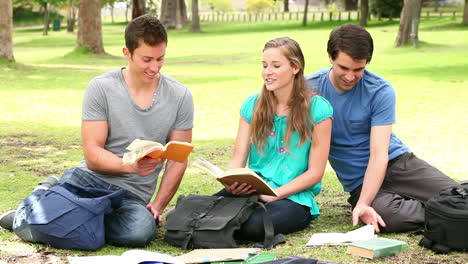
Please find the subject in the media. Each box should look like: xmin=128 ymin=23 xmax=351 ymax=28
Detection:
xmin=122 ymin=139 xmax=194 ymax=164
xmin=192 ymin=158 xmax=278 ymax=197
xmin=306 ymin=225 xmax=376 ymax=246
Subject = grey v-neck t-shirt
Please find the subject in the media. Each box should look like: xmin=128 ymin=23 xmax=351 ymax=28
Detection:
xmin=78 ymin=68 xmax=194 ymax=202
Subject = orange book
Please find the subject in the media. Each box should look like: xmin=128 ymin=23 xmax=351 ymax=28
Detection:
xmin=192 ymin=158 xmax=278 ymax=197
xmin=122 ymin=139 xmax=193 ymax=164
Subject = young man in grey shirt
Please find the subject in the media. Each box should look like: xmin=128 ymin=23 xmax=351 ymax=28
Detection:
xmin=9 ymin=14 xmax=194 ymax=247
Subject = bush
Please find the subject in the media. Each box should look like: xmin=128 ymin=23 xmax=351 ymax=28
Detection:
xmin=245 ymin=0 xmax=275 ymax=15
xmin=203 ymin=0 xmax=233 ymax=13
xmin=370 ymin=0 xmax=403 ymax=19
xmin=13 ymin=7 xmax=64 ymax=27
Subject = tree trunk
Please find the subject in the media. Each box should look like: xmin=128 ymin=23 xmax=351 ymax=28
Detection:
xmin=359 ymin=0 xmax=368 ymax=27
xmin=284 ymin=0 xmax=289 ymax=12
xmin=66 ymin=0 xmax=76 ymax=32
xmin=126 ymin=0 xmax=130 ymax=22
xmin=77 ymin=0 xmax=105 ymax=54
xmin=344 ymin=0 xmax=357 ymax=11
xmin=190 ymin=0 xmax=201 ymax=32
xmin=302 ymin=0 xmax=309 ymax=27
xmin=110 ymin=3 xmax=114 ymax=23
xmin=43 ymin=2 xmax=50 ymax=36
xmin=395 ymin=0 xmax=422 ymax=47
xmin=463 ymin=0 xmax=468 ymax=24
xmin=132 ymin=0 xmax=145 ymax=19
xmin=0 ymin=0 xmax=15 ymax=62
xmin=161 ymin=0 xmax=187 ymax=29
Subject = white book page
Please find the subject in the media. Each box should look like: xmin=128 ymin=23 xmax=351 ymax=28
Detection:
xmin=306 ymin=225 xmax=376 ymax=246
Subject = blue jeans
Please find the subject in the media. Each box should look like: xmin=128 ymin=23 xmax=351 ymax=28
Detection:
xmin=14 ymin=168 xmax=156 ymax=247
xmin=214 ymin=189 xmax=313 ymax=242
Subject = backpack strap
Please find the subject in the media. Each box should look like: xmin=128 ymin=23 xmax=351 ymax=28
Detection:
xmin=181 ymin=196 xmax=224 ymax=249
xmin=254 ymin=201 xmax=286 ymax=250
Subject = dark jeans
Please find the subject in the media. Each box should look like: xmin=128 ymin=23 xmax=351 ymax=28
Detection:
xmin=214 ymin=189 xmax=313 ymax=242
xmin=348 ymin=152 xmax=458 ymax=233
xmin=14 ymin=168 xmax=156 ymax=247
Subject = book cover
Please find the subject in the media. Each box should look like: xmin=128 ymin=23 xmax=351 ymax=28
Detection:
xmin=192 ymin=158 xmax=278 ymax=197
xmin=123 ymin=139 xmax=193 ymax=164
xmin=346 ymin=237 xmax=408 ymax=259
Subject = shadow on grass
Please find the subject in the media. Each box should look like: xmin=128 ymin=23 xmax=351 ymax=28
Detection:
xmin=381 ymin=64 xmax=468 ymax=81
xmin=421 ymin=22 xmax=468 ymax=31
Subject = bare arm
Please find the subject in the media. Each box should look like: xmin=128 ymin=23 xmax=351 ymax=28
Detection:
xmin=259 ymin=118 xmax=332 ymax=202
xmin=352 ymin=124 xmax=392 ymax=232
xmin=146 ymin=129 xmax=192 ymax=226
xmin=229 ymin=116 xmax=251 ymax=169
xmin=222 ymin=116 xmax=257 ymax=195
xmin=81 ymin=120 xmax=162 ymax=176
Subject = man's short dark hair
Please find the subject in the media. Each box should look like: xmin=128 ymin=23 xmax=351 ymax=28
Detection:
xmin=327 ymin=24 xmax=373 ymax=63
xmin=125 ymin=14 xmax=167 ymax=55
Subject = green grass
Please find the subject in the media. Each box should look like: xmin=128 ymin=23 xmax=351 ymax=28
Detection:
xmin=1 ymin=18 xmax=467 ymax=263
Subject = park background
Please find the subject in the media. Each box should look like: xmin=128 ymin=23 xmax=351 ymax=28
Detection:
xmin=1 ymin=0 xmax=467 ymax=263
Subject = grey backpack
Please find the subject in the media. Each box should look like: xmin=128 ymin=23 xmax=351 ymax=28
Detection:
xmin=164 ymin=194 xmax=284 ymax=249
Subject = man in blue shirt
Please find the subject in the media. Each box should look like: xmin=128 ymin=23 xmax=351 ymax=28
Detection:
xmin=306 ymin=24 xmax=458 ymax=233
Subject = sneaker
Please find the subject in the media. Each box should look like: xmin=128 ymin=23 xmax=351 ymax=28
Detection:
xmin=33 ymin=175 xmax=60 ymax=191
xmin=0 ymin=210 xmax=15 ymax=232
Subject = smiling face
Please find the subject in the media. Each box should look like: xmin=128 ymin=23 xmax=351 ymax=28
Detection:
xmin=329 ymin=51 xmax=367 ymax=93
xmin=262 ymin=47 xmax=299 ymax=93
xmin=123 ymin=41 xmax=166 ymax=84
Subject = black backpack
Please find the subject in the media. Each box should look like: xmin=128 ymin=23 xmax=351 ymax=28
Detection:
xmin=419 ymin=185 xmax=468 ymax=254
xmin=164 ymin=194 xmax=284 ymax=250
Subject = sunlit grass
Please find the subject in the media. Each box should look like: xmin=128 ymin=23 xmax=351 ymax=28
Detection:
xmin=1 ymin=18 xmax=467 ymax=263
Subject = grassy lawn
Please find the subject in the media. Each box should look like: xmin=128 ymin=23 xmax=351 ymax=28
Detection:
xmin=1 ymin=18 xmax=467 ymax=263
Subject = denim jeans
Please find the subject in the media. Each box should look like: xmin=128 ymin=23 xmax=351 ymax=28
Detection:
xmin=214 ymin=189 xmax=313 ymax=242
xmin=14 ymin=167 xmax=156 ymax=247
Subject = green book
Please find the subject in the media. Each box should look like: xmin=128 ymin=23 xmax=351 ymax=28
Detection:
xmin=346 ymin=237 xmax=408 ymax=259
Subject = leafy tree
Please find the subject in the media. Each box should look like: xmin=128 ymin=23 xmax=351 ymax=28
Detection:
xmin=32 ymin=0 xmax=64 ymax=35
xmin=344 ymin=0 xmax=357 ymax=11
xmin=77 ymin=0 xmax=105 ymax=53
xmin=245 ymin=0 xmax=275 ymax=15
xmin=302 ymin=0 xmax=309 ymax=26
xmin=359 ymin=0 xmax=369 ymax=27
xmin=201 ymin=0 xmax=232 ymax=13
xmin=370 ymin=0 xmax=403 ymax=19
xmin=132 ymin=0 xmax=145 ymax=19
xmin=463 ymin=0 xmax=467 ymax=25
xmin=190 ymin=0 xmax=201 ymax=32
xmin=160 ymin=0 xmax=187 ymax=29
xmin=0 ymin=0 xmax=15 ymax=61
xmin=395 ymin=0 xmax=421 ymax=47
xmin=66 ymin=0 xmax=77 ymax=32
xmin=102 ymin=0 xmax=118 ymax=23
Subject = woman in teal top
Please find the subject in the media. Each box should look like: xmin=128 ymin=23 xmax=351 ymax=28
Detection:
xmin=215 ymin=37 xmax=333 ymax=242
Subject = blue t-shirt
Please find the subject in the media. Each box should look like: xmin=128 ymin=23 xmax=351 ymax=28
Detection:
xmin=241 ymin=94 xmax=333 ymax=217
xmin=306 ymin=68 xmax=410 ymax=192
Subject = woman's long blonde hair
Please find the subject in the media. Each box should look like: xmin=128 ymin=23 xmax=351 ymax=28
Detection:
xmin=251 ymin=37 xmax=313 ymax=152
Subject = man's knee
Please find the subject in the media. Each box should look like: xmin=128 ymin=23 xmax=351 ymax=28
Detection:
xmin=372 ymin=192 xmax=424 ymax=233
xmin=105 ymin=202 xmax=157 ymax=247
xmin=106 ymin=218 xmax=156 ymax=247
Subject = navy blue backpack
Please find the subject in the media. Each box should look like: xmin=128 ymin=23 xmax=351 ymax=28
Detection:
xmin=26 ymin=182 xmax=125 ymax=250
